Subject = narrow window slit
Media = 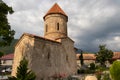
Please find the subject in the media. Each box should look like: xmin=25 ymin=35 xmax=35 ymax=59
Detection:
xmin=57 ymin=23 xmax=59 ymax=30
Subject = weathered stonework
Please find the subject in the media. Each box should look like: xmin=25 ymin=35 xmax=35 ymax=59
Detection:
xmin=44 ymin=14 xmax=68 ymax=40
xmin=12 ymin=3 xmax=77 ymax=80
xmin=12 ymin=34 xmax=77 ymax=80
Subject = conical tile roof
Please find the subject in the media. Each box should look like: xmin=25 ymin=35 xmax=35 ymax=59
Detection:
xmin=44 ymin=3 xmax=67 ymax=19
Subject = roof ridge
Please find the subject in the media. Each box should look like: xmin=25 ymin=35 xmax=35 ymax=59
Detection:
xmin=15 ymin=33 xmax=61 ymax=49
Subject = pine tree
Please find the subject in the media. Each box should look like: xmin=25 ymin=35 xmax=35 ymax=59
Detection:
xmin=79 ymin=50 xmax=84 ymax=65
xmin=9 ymin=57 xmax=36 ymax=80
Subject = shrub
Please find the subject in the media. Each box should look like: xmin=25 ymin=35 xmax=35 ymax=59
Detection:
xmin=110 ymin=60 xmax=120 ymax=80
xmin=77 ymin=69 xmax=85 ymax=74
xmin=102 ymin=72 xmax=110 ymax=80
xmin=96 ymin=73 xmax=101 ymax=80
xmin=89 ymin=63 xmax=96 ymax=71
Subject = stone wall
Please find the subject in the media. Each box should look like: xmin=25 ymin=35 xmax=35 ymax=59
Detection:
xmin=11 ymin=34 xmax=35 ymax=76
xmin=12 ymin=34 xmax=77 ymax=80
xmin=44 ymin=14 xmax=68 ymax=40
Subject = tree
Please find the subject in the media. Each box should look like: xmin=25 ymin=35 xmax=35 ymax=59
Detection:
xmin=110 ymin=60 xmax=120 ymax=80
xmin=89 ymin=63 xmax=95 ymax=70
xmin=0 ymin=51 xmax=4 ymax=57
xmin=9 ymin=57 xmax=36 ymax=80
xmin=95 ymin=45 xmax=113 ymax=67
xmin=79 ymin=50 xmax=84 ymax=65
xmin=0 ymin=0 xmax=15 ymax=47
xmin=0 ymin=51 xmax=4 ymax=65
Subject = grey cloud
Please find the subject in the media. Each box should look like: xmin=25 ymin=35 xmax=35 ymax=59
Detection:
xmin=67 ymin=0 xmax=120 ymax=52
xmin=4 ymin=0 xmax=120 ymax=52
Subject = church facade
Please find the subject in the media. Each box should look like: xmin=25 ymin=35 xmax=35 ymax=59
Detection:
xmin=12 ymin=3 xmax=77 ymax=80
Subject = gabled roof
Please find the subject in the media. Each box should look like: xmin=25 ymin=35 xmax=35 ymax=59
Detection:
xmin=15 ymin=33 xmax=61 ymax=48
xmin=76 ymin=53 xmax=96 ymax=60
xmin=44 ymin=3 xmax=67 ymax=19
xmin=0 ymin=53 xmax=14 ymax=60
xmin=76 ymin=52 xmax=120 ymax=60
xmin=112 ymin=52 xmax=120 ymax=60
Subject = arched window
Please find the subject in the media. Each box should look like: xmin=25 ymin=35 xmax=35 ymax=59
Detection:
xmin=46 ymin=24 xmax=48 ymax=32
xmin=57 ymin=23 xmax=59 ymax=30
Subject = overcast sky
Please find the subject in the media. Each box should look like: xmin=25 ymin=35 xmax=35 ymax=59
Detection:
xmin=3 ymin=0 xmax=120 ymax=52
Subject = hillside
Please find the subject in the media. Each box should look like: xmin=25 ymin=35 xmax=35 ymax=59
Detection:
xmin=0 ymin=39 xmax=18 ymax=54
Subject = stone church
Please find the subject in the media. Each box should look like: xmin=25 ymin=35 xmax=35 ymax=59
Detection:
xmin=12 ymin=3 xmax=77 ymax=80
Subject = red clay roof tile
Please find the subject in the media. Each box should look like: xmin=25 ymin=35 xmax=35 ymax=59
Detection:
xmin=112 ymin=52 xmax=120 ymax=59
xmin=44 ymin=3 xmax=67 ymax=19
xmin=76 ymin=52 xmax=120 ymax=60
xmin=0 ymin=53 xmax=14 ymax=60
xmin=76 ymin=53 xmax=96 ymax=60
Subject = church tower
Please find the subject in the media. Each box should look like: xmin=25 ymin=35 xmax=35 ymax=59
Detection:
xmin=43 ymin=3 xmax=68 ymax=40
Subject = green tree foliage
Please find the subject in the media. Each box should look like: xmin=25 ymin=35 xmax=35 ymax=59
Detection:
xmin=0 ymin=51 xmax=4 ymax=65
xmin=110 ymin=60 xmax=120 ymax=80
xmin=9 ymin=57 xmax=36 ymax=80
xmin=0 ymin=0 xmax=15 ymax=47
xmin=89 ymin=63 xmax=95 ymax=70
xmin=95 ymin=45 xmax=113 ymax=66
xmin=102 ymin=72 xmax=111 ymax=80
xmin=0 ymin=39 xmax=18 ymax=54
xmin=0 ymin=51 xmax=4 ymax=57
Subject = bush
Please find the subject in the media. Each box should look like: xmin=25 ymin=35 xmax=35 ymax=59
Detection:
xmin=102 ymin=72 xmax=110 ymax=80
xmin=110 ymin=60 xmax=120 ymax=80
xmin=89 ymin=63 xmax=96 ymax=70
xmin=96 ymin=65 xmax=106 ymax=72
xmin=96 ymin=73 xmax=101 ymax=80
xmin=77 ymin=69 xmax=85 ymax=74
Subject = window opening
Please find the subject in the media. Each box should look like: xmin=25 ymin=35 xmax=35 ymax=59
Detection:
xmin=48 ymin=52 xmax=50 ymax=60
xmin=66 ymin=55 xmax=68 ymax=61
xmin=57 ymin=23 xmax=59 ymax=30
